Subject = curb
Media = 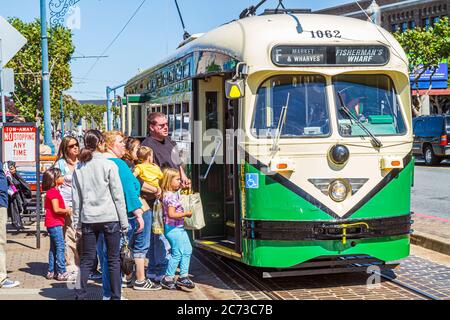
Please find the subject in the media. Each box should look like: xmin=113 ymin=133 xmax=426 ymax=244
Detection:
xmin=411 ymin=231 xmax=450 ymax=256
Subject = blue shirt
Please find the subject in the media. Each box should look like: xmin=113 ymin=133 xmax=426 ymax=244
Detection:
xmin=108 ymin=158 xmax=142 ymax=217
xmin=0 ymin=162 xmax=8 ymax=208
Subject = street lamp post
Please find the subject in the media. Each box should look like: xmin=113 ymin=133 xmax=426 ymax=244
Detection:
xmin=40 ymin=0 xmax=55 ymax=154
xmin=106 ymin=83 xmax=125 ymax=131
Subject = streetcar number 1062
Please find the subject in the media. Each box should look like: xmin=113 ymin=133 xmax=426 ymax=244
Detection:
xmin=310 ymin=30 xmax=342 ymax=38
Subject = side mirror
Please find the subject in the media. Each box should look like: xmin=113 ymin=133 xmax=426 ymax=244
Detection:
xmin=225 ymin=79 xmax=245 ymax=100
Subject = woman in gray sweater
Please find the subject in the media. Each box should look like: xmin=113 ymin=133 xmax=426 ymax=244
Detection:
xmin=72 ymin=130 xmax=128 ymax=300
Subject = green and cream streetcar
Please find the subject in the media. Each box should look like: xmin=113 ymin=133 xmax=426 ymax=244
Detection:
xmin=122 ymin=10 xmax=413 ymax=276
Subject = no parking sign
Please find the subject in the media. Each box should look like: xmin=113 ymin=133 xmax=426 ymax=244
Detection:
xmin=2 ymin=125 xmax=36 ymax=162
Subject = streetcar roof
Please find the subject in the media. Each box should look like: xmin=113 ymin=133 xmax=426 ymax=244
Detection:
xmin=125 ymin=13 xmax=408 ymax=88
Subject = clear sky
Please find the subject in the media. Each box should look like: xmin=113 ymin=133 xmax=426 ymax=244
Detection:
xmin=1 ymin=0 xmax=354 ymax=101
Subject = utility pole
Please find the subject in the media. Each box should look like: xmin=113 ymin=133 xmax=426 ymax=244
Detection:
xmin=367 ymin=0 xmax=381 ymax=26
xmin=40 ymin=0 xmax=54 ymax=154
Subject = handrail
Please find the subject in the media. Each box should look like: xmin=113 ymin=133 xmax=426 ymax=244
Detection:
xmin=200 ymin=138 xmax=223 ymax=180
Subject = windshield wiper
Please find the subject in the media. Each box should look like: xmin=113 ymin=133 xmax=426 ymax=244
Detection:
xmin=270 ymin=93 xmax=290 ymax=156
xmin=337 ymin=92 xmax=383 ymax=148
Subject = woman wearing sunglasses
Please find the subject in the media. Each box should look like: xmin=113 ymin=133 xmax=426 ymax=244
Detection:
xmin=54 ymin=136 xmax=80 ymax=276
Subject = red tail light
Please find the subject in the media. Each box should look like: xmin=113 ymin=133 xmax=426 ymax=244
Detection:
xmin=440 ymin=134 xmax=448 ymax=146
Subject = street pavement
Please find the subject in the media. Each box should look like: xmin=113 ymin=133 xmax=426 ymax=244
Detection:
xmin=1 ymin=159 xmax=450 ymax=299
xmin=412 ymin=159 xmax=450 ymax=220
xmin=0 ymin=228 xmax=236 ymax=300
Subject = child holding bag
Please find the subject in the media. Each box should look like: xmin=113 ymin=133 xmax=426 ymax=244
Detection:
xmin=159 ymin=168 xmax=194 ymax=290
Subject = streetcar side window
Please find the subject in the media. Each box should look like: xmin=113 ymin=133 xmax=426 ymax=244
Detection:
xmin=182 ymin=102 xmax=190 ymax=140
xmin=168 ymin=105 xmax=174 ymax=136
xmin=333 ymin=74 xmax=406 ymax=137
xmin=252 ymin=75 xmax=330 ymax=138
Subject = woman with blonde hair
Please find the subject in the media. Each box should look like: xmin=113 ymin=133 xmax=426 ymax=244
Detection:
xmin=99 ymin=131 xmax=161 ymax=297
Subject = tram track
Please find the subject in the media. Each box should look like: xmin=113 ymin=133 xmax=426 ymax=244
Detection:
xmin=377 ymin=271 xmax=440 ymax=300
xmin=195 ymin=249 xmax=441 ymax=300
xmin=193 ymin=250 xmax=287 ymax=300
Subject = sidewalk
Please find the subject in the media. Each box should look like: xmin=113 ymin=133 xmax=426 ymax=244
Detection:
xmin=0 ymin=226 xmax=237 ymax=300
xmin=411 ymin=213 xmax=450 ymax=256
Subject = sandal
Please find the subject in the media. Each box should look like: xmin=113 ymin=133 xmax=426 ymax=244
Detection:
xmin=46 ymin=272 xmax=55 ymax=280
xmin=56 ymin=272 xmax=70 ymax=281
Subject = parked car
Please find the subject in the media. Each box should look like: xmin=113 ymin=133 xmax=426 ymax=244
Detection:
xmin=412 ymin=115 xmax=450 ymax=165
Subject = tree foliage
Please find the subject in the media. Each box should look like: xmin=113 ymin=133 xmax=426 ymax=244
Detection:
xmin=5 ymin=18 xmax=75 ymax=123
xmin=394 ymin=17 xmax=450 ymax=87
xmin=80 ymin=103 xmax=107 ymax=130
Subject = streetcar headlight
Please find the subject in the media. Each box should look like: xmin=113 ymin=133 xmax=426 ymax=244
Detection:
xmin=329 ymin=144 xmax=350 ymax=165
xmin=329 ymin=180 xmax=350 ymax=202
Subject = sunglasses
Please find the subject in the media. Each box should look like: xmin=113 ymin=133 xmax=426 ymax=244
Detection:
xmin=68 ymin=143 xmax=79 ymax=149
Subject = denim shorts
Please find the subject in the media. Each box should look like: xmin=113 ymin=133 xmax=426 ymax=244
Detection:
xmin=128 ymin=210 xmax=152 ymax=259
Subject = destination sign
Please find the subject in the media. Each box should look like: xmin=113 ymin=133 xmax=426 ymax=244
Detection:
xmin=272 ymin=45 xmax=389 ymax=66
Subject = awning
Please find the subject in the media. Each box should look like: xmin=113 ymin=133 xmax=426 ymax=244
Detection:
xmin=412 ymin=88 xmax=450 ymax=96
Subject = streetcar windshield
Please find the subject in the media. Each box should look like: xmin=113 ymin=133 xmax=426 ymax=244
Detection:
xmin=252 ymin=75 xmax=330 ymax=138
xmin=333 ymin=74 xmax=406 ymax=137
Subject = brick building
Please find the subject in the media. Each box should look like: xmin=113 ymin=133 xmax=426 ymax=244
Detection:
xmin=316 ymin=0 xmax=450 ymax=114
xmin=316 ymin=0 xmax=449 ymax=33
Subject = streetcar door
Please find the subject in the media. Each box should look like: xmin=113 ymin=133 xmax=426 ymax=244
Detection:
xmin=224 ymin=97 xmax=241 ymax=252
xmin=194 ymin=77 xmax=225 ymax=239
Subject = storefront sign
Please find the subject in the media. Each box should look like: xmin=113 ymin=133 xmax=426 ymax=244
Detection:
xmin=410 ymin=62 xmax=448 ymax=89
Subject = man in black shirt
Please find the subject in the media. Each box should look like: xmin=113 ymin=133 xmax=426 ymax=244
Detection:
xmin=141 ymin=112 xmax=190 ymax=187
xmin=140 ymin=112 xmax=190 ymax=284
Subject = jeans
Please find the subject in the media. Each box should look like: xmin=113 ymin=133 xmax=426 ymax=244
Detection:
xmin=99 ymin=232 xmax=124 ymax=298
xmin=128 ymin=210 xmax=152 ymax=258
xmin=100 ymin=210 xmax=152 ymax=298
xmin=164 ymin=225 xmax=192 ymax=277
xmin=76 ymin=222 xmax=121 ymax=300
xmin=147 ymin=233 xmax=170 ymax=281
xmin=47 ymin=226 xmax=66 ymax=274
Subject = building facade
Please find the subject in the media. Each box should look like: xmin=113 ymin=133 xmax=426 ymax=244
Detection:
xmin=316 ymin=0 xmax=449 ymax=33
xmin=316 ymin=0 xmax=450 ymax=114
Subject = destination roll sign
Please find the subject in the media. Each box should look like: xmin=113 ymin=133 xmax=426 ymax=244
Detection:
xmin=272 ymin=45 xmax=389 ymax=66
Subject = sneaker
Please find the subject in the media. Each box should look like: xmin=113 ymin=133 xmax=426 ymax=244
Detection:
xmin=176 ymin=276 xmax=195 ymax=290
xmin=0 ymin=278 xmax=20 ymax=289
xmin=45 ymin=272 xmax=55 ymax=280
xmin=160 ymin=277 xmax=177 ymax=290
xmin=67 ymin=271 xmax=78 ymax=282
xmin=133 ymin=279 xmax=162 ymax=291
xmin=102 ymin=296 xmax=111 ymax=300
xmin=88 ymin=271 xmax=102 ymax=280
xmin=122 ymin=278 xmax=133 ymax=288
xmin=56 ymin=272 xmax=70 ymax=281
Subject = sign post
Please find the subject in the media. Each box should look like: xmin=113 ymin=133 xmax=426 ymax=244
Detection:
xmin=0 ymin=16 xmax=27 ymax=123
xmin=0 ymin=123 xmax=41 ymax=249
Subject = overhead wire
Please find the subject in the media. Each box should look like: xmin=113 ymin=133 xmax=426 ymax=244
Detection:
xmin=79 ymin=0 xmax=148 ymax=82
xmin=353 ymin=0 xmax=409 ymax=69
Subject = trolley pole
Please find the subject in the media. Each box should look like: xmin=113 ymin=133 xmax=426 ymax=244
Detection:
xmin=40 ymin=0 xmax=55 ymax=154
